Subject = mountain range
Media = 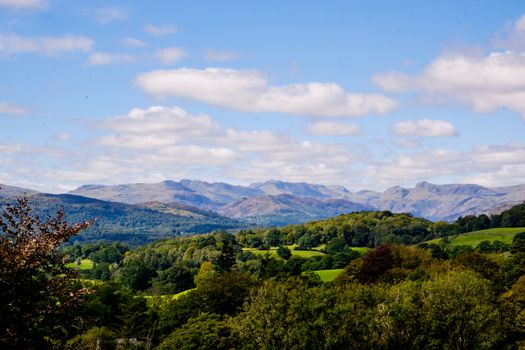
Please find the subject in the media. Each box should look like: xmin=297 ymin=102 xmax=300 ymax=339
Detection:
xmin=2 ymin=179 xmax=525 ymax=242
xmin=69 ymin=179 xmax=525 ymax=222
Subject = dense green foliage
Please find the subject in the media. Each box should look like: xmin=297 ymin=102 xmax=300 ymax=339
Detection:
xmin=5 ymin=200 xmax=525 ymax=349
xmin=237 ymin=210 xmax=441 ymax=250
xmin=455 ymin=202 xmax=525 ymax=233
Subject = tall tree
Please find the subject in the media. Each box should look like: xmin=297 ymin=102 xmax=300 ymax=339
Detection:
xmin=0 ymin=197 xmax=91 ymax=349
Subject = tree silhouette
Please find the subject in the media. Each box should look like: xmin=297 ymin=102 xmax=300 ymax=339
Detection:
xmin=0 ymin=196 xmax=91 ymax=349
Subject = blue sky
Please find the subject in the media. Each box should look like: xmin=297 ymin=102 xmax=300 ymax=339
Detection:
xmin=1 ymin=0 xmax=525 ymax=192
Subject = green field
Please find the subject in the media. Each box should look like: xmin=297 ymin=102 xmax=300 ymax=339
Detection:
xmin=243 ymin=245 xmax=370 ymax=259
xmin=310 ymin=269 xmax=344 ymax=282
xmin=144 ymin=288 xmax=195 ymax=306
xmin=425 ymin=227 xmax=525 ymax=247
xmin=349 ymin=246 xmax=372 ymax=255
xmin=243 ymin=246 xmax=325 ymax=259
xmin=66 ymin=259 xmax=94 ymax=270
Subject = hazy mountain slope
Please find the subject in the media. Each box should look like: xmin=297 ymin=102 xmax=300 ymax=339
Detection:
xmin=362 ymin=182 xmax=525 ymax=221
xmin=0 ymin=184 xmax=38 ymax=198
xmin=68 ymin=179 xmax=525 ymax=223
xmin=0 ymin=193 xmax=242 ymax=245
xmin=250 ymin=179 xmax=351 ymax=199
xmin=218 ymin=194 xmax=373 ymax=226
xmin=180 ymin=179 xmax=264 ymax=203
xmin=70 ymin=180 xmax=219 ymax=209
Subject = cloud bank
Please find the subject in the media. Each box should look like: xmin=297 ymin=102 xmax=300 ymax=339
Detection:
xmin=136 ymin=68 xmax=399 ymax=117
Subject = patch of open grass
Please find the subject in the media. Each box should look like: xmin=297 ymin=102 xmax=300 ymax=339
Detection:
xmin=243 ymin=246 xmax=325 ymax=259
xmin=424 ymin=227 xmax=525 ymax=247
xmin=243 ymin=245 xmax=370 ymax=259
xmin=349 ymin=246 xmax=372 ymax=255
xmin=308 ymin=269 xmax=344 ymax=282
xmin=144 ymin=288 xmax=195 ymax=306
xmin=66 ymin=259 xmax=94 ymax=270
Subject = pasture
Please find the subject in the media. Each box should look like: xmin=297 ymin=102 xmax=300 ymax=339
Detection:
xmin=66 ymin=258 xmax=94 ymax=270
xmin=311 ymin=269 xmax=344 ymax=282
xmin=425 ymin=227 xmax=525 ymax=247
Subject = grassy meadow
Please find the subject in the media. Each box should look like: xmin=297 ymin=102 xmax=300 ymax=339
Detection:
xmin=243 ymin=245 xmax=371 ymax=259
xmin=425 ymin=227 xmax=525 ymax=247
xmin=66 ymin=258 xmax=94 ymax=270
xmin=311 ymin=269 xmax=344 ymax=282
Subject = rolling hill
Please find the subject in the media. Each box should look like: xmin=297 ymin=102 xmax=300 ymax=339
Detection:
xmin=218 ymin=194 xmax=373 ymax=226
xmin=424 ymin=227 xmax=525 ymax=247
xmin=0 ymin=192 xmax=243 ymax=245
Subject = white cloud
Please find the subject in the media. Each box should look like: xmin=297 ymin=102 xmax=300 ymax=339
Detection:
xmin=306 ymin=121 xmax=361 ymax=136
xmin=121 ymin=37 xmax=145 ymax=48
xmin=152 ymin=47 xmax=186 ymax=64
xmin=0 ymin=0 xmax=45 ymax=10
xmin=88 ymin=52 xmax=135 ymax=65
xmin=0 ymin=101 xmax=26 ymax=115
xmin=469 ymin=143 xmax=525 ymax=166
xmin=144 ymin=24 xmax=177 ymax=36
xmin=102 ymin=106 xmax=220 ymax=136
xmin=0 ymin=33 xmax=93 ymax=55
xmin=44 ymin=170 xmax=109 ymax=183
xmin=365 ymin=149 xmax=465 ymax=186
xmin=54 ymin=132 xmax=70 ymax=141
xmin=204 ymin=49 xmax=241 ymax=62
xmin=493 ymin=15 xmax=525 ymax=50
xmin=158 ymin=145 xmax=236 ymax=165
xmin=463 ymin=164 xmax=525 ymax=187
xmin=94 ymin=7 xmax=127 ymax=24
xmin=374 ymin=51 xmax=525 ymax=120
xmin=391 ymin=119 xmax=458 ymax=137
xmin=135 ymin=68 xmax=399 ymax=117
xmin=0 ymin=143 xmax=25 ymax=154
xmin=91 ymin=105 xmax=359 ymax=185
xmin=396 ymin=139 xmax=423 ymax=149
xmin=232 ymin=161 xmax=348 ymax=185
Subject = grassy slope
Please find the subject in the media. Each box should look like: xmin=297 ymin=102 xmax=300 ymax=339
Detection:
xmin=243 ymin=246 xmax=371 ymax=259
xmin=66 ymin=259 xmax=94 ymax=270
xmin=425 ymin=227 xmax=525 ymax=247
xmin=311 ymin=269 xmax=344 ymax=282
xmin=243 ymin=246 xmax=324 ymax=259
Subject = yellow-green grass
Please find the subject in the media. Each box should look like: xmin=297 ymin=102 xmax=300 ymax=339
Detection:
xmin=78 ymin=278 xmax=103 ymax=286
xmin=349 ymin=247 xmax=372 ymax=255
xmin=309 ymin=244 xmax=370 ymax=255
xmin=243 ymin=245 xmax=370 ymax=259
xmin=144 ymin=288 xmax=195 ymax=306
xmin=66 ymin=259 xmax=94 ymax=270
xmin=425 ymin=227 xmax=525 ymax=247
xmin=243 ymin=246 xmax=325 ymax=259
xmin=310 ymin=269 xmax=344 ymax=282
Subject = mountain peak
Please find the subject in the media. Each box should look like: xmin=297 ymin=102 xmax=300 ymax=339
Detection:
xmin=383 ymin=185 xmax=409 ymax=198
xmin=414 ymin=182 xmax=494 ymax=196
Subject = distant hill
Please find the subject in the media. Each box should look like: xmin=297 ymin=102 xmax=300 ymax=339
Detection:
xmin=249 ymin=179 xmax=351 ymax=199
xmin=0 ymin=184 xmax=38 ymax=198
xmin=69 ymin=180 xmax=525 ymax=223
xmin=218 ymin=194 xmax=373 ymax=226
xmin=355 ymin=181 xmax=525 ymax=221
xmin=0 ymin=192 xmax=243 ymax=245
xmin=70 ymin=180 xmax=220 ymax=209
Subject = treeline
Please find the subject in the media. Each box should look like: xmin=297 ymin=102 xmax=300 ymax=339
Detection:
xmin=239 ymin=211 xmax=438 ymax=249
xmin=67 ymin=238 xmax=525 ymax=349
xmin=4 ymin=198 xmax=525 ymax=349
xmin=455 ymin=202 xmax=525 ymax=233
xmin=66 ymin=205 xmax=525 ymax=295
